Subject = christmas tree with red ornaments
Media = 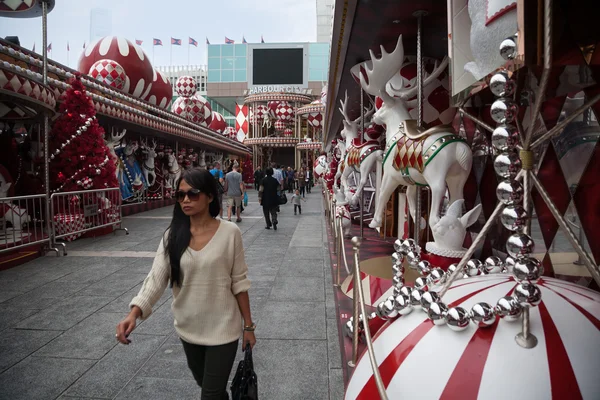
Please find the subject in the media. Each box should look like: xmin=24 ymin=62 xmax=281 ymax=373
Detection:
xmin=49 ymin=75 xmax=118 ymax=192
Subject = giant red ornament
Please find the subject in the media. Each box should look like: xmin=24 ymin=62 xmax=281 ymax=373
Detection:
xmin=274 ymin=120 xmax=286 ymax=132
xmin=267 ymin=100 xmax=280 ymax=119
xmin=191 ymin=93 xmax=212 ymax=126
xmin=171 ymin=97 xmax=210 ymax=125
xmin=224 ymin=126 xmax=236 ymax=139
xmin=275 ymin=101 xmax=294 ymax=122
xmin=209 ymin=111 xmax=227 ymax=133
xmin=88 ymin=59 xmax=126 ymax=90
xmin=175 ymin=76 xmax=197 ymax=97
xmin=78 ymin=36 xmax=154 ymax=99
xmin=147 ymin=69 xmax=172 ymax=109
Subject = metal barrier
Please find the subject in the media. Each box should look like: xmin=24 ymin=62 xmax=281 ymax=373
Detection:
xmin=0 ymin=194 xmax=56 ymax=255
xmin=50 ymin=187 xmax=128 ymax=255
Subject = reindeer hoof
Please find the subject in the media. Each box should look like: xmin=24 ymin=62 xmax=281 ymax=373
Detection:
xmin=369 ymin=219 xmax=382 ymax=229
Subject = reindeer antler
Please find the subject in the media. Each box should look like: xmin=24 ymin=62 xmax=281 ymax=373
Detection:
xmin=359 ymin=35 xmax=405 ymax=105
xmin=151 ymin=138 xmax=157 ymax=150
xmin=110 ymin=127 xmax=127 ymax=144
xmin=338 ymin=91 xmax=351 ymax=123
xmin=387 ymin=56 xmax=449 ymax=100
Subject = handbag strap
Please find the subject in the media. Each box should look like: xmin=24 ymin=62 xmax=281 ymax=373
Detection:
xmin=244 ymin=343 xmax=254 ymax=370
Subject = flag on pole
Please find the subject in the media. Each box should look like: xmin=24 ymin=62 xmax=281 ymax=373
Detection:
xmin=171 ymin=38 xmax=182 ymax=46
xmin=261 ymin=35 xmax=265 ymax=43
xmin=135 ymin=39 xmax=143 ymax=45
xmin=153 ymin=38 xmax=163 ymax=46
xmin=225 ymin=37 xmax=235 ymax=44
xmin=242 ymin=36 xmax=247 ymax=44
xmin=67 ymin=41 xmax=70 ymax=51
xmin=189 ymin=37 xmax=198 ymax=47
xmin=206 ymin=37 xmax=210 ymax=45
xmin=32 ymin=43 xmax=35 ymax=52
xmin=47 ymin=43 xmax=52 ymax=52
xmin=83 ymin=42 xmax=86 ymax=49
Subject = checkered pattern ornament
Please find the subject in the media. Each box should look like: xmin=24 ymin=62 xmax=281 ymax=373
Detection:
xmin=191 ymin=93 xmax=213 ymax=126
xmin=267 ymin=100 xmax=280 ymax=119
xmin=308 ymin=112 xmax=323 ymax=128
xmin=171 ymin=97 xmax=211 ymax=125
xmin=283 ymin=128 xmax=293 ymax=137
xmin=224 ymin=126 xmax=236 ymax=139
xmin=175 ymin=75 xmax=197 ymax=97
xmin=250 ymin=104 xmax=268 ymax=124
xmin=274 ymin=120 xmax=286 ymax=132
xmin=88 ymin=59 xmax=126 ymax=90
xmin=53 ymin=213 xmax=85 ymax=242
xmin=209 ymin=111 xmax=227 ymax=133
xmin=275 ymin=101 xmax=294 ymax=122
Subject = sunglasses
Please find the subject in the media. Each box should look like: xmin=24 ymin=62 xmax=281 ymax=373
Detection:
xmin=176 ymin=189 xmax=201 ymax=202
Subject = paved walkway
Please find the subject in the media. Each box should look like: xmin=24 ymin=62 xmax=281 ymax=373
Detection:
xmin=0 ymin=188 xmax=344 ymax=400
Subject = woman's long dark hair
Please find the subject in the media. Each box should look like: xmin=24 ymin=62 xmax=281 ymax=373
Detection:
xmin=164 ymin=168 xmax=220 ymax=287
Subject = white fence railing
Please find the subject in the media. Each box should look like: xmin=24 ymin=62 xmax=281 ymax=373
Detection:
xmin=0 ymin=194 xmax=52 ymax=255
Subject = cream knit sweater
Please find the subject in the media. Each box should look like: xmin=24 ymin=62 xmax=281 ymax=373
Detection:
xmin=130 ymin=220 xmax=251 ymax=346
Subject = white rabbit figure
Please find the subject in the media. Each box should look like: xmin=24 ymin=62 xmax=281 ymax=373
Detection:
xmin=426 ymin=199 xmax=482 ymax=258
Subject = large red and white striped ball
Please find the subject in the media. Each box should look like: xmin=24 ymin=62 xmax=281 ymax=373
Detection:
xmin=88 ymin=59 xmax=126 ymax=90
xmin=267 ymin=101 xmax=280 ymax=119
xmin=274 ymin=120 xmax=286 ymax=132
xmin=175 ymin=76 xmax=197 ymax=97
xmin=209 ymin=111 xmax=227 ymax=133
xmin=346 ymin=275 xmax=600 ymax=400
xmin=224 ymin=126 xmax=236 ymax=139
xmin=171 ymin=97 xmax=209 ymax=125
xmin=275 ymin=101 xmax=294 ymax=121
xmin=79 ymin=36 xmax=154 ymax=99
xmin=191 ymin=93 xmax=213 ymax=126
xmin=308 ymin=112 xmax=323 ymax=128
xmin=283 ymin=128 xmax=293 ymax=137
xmin=147 ymin=69 xmax=172 ymax=109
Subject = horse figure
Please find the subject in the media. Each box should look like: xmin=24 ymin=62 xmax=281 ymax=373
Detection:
xmin=358 ymin=35 xmax=472 ymax=229
xmin=141 ymin=138 xmax=157 ymax=187
xmin=166 ymin=152 xmax=182 ymax=190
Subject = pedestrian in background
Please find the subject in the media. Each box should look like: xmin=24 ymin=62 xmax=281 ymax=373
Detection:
xmin=224 ymin=163 xmax=244 ymax=223
xmin=297 ymin=167 xmax=306 ymax=198
xmin=209 ymin=162 xmax=225 ymax=219
xmin=291 ymin=189 xmax=306 ymax=215
xmin=253 ymin=167 xmax=263 ymax=191
xmin=259 ymin=167 xmax=280 ymax=230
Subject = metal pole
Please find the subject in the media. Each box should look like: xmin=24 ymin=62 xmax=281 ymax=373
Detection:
xmin=42 ymin=0 xmax=53 ymax=252
xmin=413 ymin=10 xmax=427 ymax=244
xmin=349 ymin=247 xmax=360 ymax=368
xmin=458 ymin=108 xmax=495 ymax=133
xmin=334 ymin=210 xmax=342 ymax=288
xmin=360 ymin=89 xmax=365 ymax=238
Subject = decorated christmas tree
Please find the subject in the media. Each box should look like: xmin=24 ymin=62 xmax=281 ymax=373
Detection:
xmin=49 ymin=75 xmax=118 ymax=192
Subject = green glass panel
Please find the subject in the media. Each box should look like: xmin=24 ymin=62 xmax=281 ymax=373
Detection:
xmin=234 ymin=44 xmax=247 ymax=57
xmin=221 ymin=45 xmax=234 ymax=56
xmin=235 ymin=69 xmax=247 ymax=82
xmin=234 ymin=57 xmax=247 ymax=70
xmin=221 ymin=70 xmax=234 ymax=82
xmin=207 ymin=45 xmax=221 ymax=57
xmin=309 ymin=43 xmax=329 ymax=56
xmin=221 ymin=57 xmax=235 ymax=69
xmin=208 ymin=58 xmax=220 ymax=70
xmin=208 ymin=70 xmax=221 ymax=82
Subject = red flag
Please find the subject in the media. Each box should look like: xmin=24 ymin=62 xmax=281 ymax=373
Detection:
xmin=47 ymin=43 xmax=52 ymax=52
xmin=242 ymin=36 xmax=247 ymax=44
xmin=135 ymin=39 xmax=143 ymax=45
xmin=153 ymin=38 xmax=163 ymax=46
xmin=171 ymin=38 xmax=182 ymax=46
xmin=189 ymin=37 xmax=198 ymax=47
xmin=225 ymin=37 xmax=235 ymax=44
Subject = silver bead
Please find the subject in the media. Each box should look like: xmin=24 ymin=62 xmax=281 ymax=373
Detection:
xmin=427 ymin=302 xmax=448 ymax=325
xmin=406 ymin=250 xmax=421 ymax=268
xmin=484 ymin=256 xmax=503 ymax=274
xmin=494 ymin=152 xmax=522 ymax=179
xmin=394 ymin=239 xmax=403 ymax=252
xmin=73 ymin=133 xmax=78 ymax=138
xmin=376 ymin=302 xmax=388 ymax=320
xmin=76 ymin=180 xmax=82 ymax=185
xmin=445 ymin=307 xmax=470 ymax=331
xmin=495 ymin=296 xmax=522 ymax=321
xmin=499 ymin=35 xmax=518 ymax=60
xmin=394 ymin=293 xmax=413 ymax=315
xmin=420 ymin=291 xmax=440 ymax=311
xmin=504 ymin=256 xmax=516 ymax=273
xmin=393 ymin=286 xmax=402 ymax=297
xmin=513 ymin=282 xmax=542 ymax=306
xmin=54 ymin=149 xmax=60 ymax=155
xmin=382 ymin=295 xmax=398 ymax=319
xmin=428 ymin=268 xmax=446 ymax=287
xmin=392 ymin=263 xmax=402 ymax=276
xmin=50 ymin=154 xmax=55 ymax=160
xmin=496 ymin=179 xmax=524 ymax=204
xmin=392 ymin=275 xmax=403 ymax=287
xmin=81 ymin=125 xmax=88 ymax=131
xmin=414 ymin=277 xmax=429 ymax=291
xmin=500 ymin=204 xmax=529 ymax=231
xmin=491 ymin=125 xmax=519 ymax=152
xmin=466 ymin=259 xmax=482 ymax=276
xmin=344 ymin=320 xmax=354 ymax=337
xmin=513 ymin=257 xmax=543 ymax=282
xmin=410 ymin=288 xmax=424 ymax=306
xmin=506 ymin=233 xmax=535 ymax=258
xmin=391 ymin=252 xmax=403 ymax=266
xmin=399 ymin=286 xmax=412 ymax=298
xmin=489 ymin=70 xmax=516 ymax=97
xmin=401 ymin=238 xmax=417 ymax=255
xmin=85 ymin=120 xmax=92 ymax=127
xmin=416 ymin=260 xmax=431 ymax=275
xmin=65 ymin=140 xmax=70 ymax=145
xmin=96 ymin=169 xmax=101 ymax=175
xmin=490 ymin=98 xmax=518 ymax=124
xmin=447 ymin=263 xmax=459 ymax=275
xmin=470 ymin=302 xmax=497 ymax=327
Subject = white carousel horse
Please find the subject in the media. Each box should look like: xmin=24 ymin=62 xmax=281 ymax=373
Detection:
xmin=333 ymin=186 xmax=352 ymax=237
xmin=313 ymin=154 xmax=328 ymax=181
xmin=104 ymin=127 xmax=127 ymax=183
xmin=198 ymin=150 xmax=207 ymax=169
xmin=140 ymin=138 xmax=157 ymax=187
xmin=166 ymin=152 xmax=182 ymax=190
xmin=337 ymin=92 xmax=382 ymax=207
xmin=359 ymin=35 xmax=472 ymax=229
xmin=333 ymin=138 xmax=347 ymax=190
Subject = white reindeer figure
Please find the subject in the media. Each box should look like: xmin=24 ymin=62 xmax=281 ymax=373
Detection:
xmin=141 ymin=138 xmax=157 ymax=187
xmin=166 ymin=152 xmax=182 ymax=190
xmin=359 ymin=35 xmax=473 ymax=229
xmin=104 ymin=127 xmax=127 ymax=183
xmin=337 ymin=93 xmax=381 ymax=206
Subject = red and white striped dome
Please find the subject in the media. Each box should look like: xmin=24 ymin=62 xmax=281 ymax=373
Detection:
xmin=88 ymin=59 xmax=126 ymax=90
xmin=79 ymin=36 xmax=154 ymax=99
xmin=275 ymin=101 xmax=294 ymax=121
xmin=147 ymin=69 xmax=172 ymax=109
xmin=346 ymin=275 xmax=600 ymax=399
xmin=308 ymin=112 xmax=324 ymax=128
xmin=209 ymin=111 xmax=227 ymax=133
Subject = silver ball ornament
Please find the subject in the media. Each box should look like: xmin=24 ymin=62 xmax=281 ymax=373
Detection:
xmin=50 ymin=154 xmax=55 ymax=160
xmin=392 ymin=263 xmax=402 ymax=276
xmin=76 ymin=180 xmax=82 ymax=185
xmin=416 ymin=260 xmax=431 ymax=275
xmin=54 ymin=149 xmax=60 ymax=155
xmin=85 ymin=120 xmax=92 ymax=127
xmin=490 ymin=98 xmax=518 ymax=124
xmin=496 ymin=179 xmax=524 ymax=204
xmin=410 ymin=288 xmax=424 ymax=306
xmin=401 ymin=238 xmax=417 ymax=255
xmin=484 ymin=256 xmax=503 ymax=274
xmin=391 ymin=252 xmax=403 ymax=266
xmin=427 ymin=302 xmax=448 ymax=325
xmin=491 ymin=125 xmax=519 ymax=152
xmin=500 ymin=204 xmax=529 ymax=231
xmin=406 ymin=250 xmax=421 ymax=268
xmin=445 ymin=307 xmax=470 ymax=331
xmin=420 ymin=291 xmax=440 ymax=311
xmin=447 ymin=263 xmax=459 ymax=275
xmin=427 ymin=268 xmax=446 ymax=287
xmin=81 ymin=125 xmax=88 ymax=132
xmin=392 ymin=275 xmax=403 ymax=287
xmin=382 ymin=295 xmax=398 ymax=319
xmin=399 ymin=286 xmax=412 ymax=298
xmin=504 ymin=256 xmax=516 ymax=273
xmin=344 ymin=320 xmax=354 ymax=337
xmin=466 ymin=259 xmax=482 ymax=276
xmin=394 ymin=293 xmax=413 ymax=315
xmin=514 ymin=282 xmax=542 ymax=306
xmin=470 ymin=302 xmax=497 ymax=327
xmin=495 ymin=296 xmax=523 ymax=321
xmin=75 ymin=131 xmax=81 ymax=136
xmin=489 ymin=70 xmax=516 ymax=97
xmin=506 ymin=233 xmax=535 ymax=258
xmin=376 ymin=302 xmax=388 ymax=320
xmin=499 ymin=36 xmax=518 ymax=60
xmin=394 ymin=239 xmax=403 ymax=253
xmin=393 ymin=286 xmax=402 ymax=297
xmin=414 ymin=277 xmax=429 ymax=291
xmin=513 ymin=256 xmax=543 ymax=282
xmin=494 ymin=152 xmax=522 ymax=179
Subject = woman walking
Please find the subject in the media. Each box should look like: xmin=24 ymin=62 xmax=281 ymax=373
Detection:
xmin=116 ymin=168 xmax=255 ymax=400
xmin=297 ymin=167 xmax=306 ymax=198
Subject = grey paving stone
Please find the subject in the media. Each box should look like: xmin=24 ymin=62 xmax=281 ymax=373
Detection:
xmin=1 ymin=281 xmax=90 ymax=310
xmin=0 ymin=328 xmax=61 ymax=373
xmin=0 ymin=356 xmax=95 ymax=400
xmin=77 ymin=271 xmax=147 ymax=297
xmin=246 ymin=274 xmax=277 ymax=289
xmin=255 ymin=301 xmax=326 ymax=340
xmin=135 ymin=299 xmax=175 ymax=336
xmin=121 ymin=257 xmax=154 ymax=274
xmin=285 ymin=246 xmax=325 ymax=260
xmin=64 ymin=334 xmax=165 ymax=399
xmin=55 ymin=262 xmax=123 ymax=284
xmin=329 ymin=368 xmax=345 ymax=400
xmin=251 ymin=339 xmax=329 ymax=400
xmin=34 ymin=312 xmax=122 ymax=359
xmin=114 ymin=376 xmax=200 ymax=400
xmin=269 ymin=276 xmax=325 ymax=302
xmin=101 ymin=283 xmax=171 ymax=314
xmin=278 ymin=260 xmax=325 ymax=277
xmin=125 ymin=240 xmax=163 ymax=252
xmin=137 ymin=347 xmax=195 ymax=381
xmin=16 ymin=295 xmax=113 ymax=331
xmin=327 ymin=319 xmax=342 ymax=369
xmin=294 ymin=237 xmax=325 ymax=247
xmin=0 ymin=290 xmax=21 ymax=303
xmin=326 ymin=288 xmax=337 ymax=320
xmin=0 ymin=306 xmax=39 ymax=332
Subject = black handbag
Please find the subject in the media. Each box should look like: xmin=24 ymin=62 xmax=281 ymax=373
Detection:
xmin=279 ymin=193 xmax=288 ymax=205
xmin=231 ymin=344 xmax=258 ymax=400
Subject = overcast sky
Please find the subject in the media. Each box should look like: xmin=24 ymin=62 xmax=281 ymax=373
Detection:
xmin=0 ymin=0 xmax=317 ymax=69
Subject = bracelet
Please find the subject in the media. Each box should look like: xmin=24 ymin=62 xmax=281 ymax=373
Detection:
xmin=244 ymin=323 xmax=256 ymax=332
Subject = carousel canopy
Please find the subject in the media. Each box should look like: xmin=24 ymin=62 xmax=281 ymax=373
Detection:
xmin=0 ymin=0 xmax=55 ymax=18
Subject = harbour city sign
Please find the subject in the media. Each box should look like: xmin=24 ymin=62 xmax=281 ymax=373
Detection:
xmin=247 ymin=86 xmax=310 ymax=95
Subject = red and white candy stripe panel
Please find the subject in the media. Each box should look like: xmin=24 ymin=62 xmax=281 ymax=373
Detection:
xmin=341 ymin=272 xmax=394 ymax=306
xmin=346 ymin=275 xmax=600 ymax=400
xmin=0 ymin=66 xmax=56 ymax=110
xmin=53 ymin=213 xmax=85 ymax=242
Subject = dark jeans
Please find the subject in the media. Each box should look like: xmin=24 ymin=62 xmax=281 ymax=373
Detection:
xmin=299 ymin=186 xmax=305 ymax=197
xmin=294 ymin=204 xmax=302 ymax=214
xmin=181 ymin=339 xmax=239 ymax=400
xmin=263 ymin=205 xmax=278 ymax=227
xmin=287 ymin=180 xmax=295 ymax=193
xmin=254 ymin=182 xmax=259 ymax=190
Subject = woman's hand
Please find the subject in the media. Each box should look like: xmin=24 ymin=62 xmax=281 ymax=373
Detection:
xmin=116 ymin=314 xmax=137 ymax=344
xmin=243 ymin=331 xmax=256 ymax=351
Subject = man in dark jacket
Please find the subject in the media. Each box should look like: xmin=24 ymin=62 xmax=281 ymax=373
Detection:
xmin=258 ymin=167 xmax=281 ymax=230
xmin=253 ymin=167 xmax=264 ymax=191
